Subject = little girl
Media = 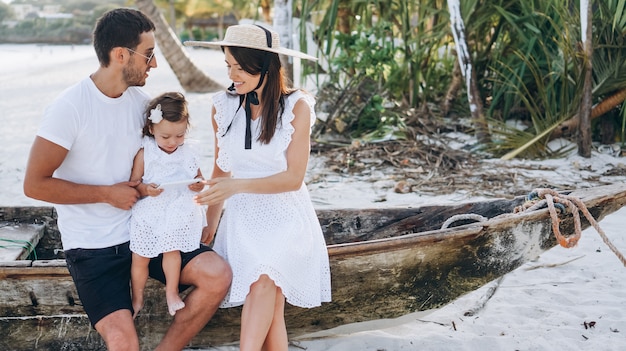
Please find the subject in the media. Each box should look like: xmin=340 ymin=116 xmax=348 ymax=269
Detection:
xmin=129 ymin=92 xmax=205 ymax=317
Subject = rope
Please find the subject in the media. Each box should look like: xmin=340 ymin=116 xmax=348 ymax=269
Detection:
xmin=516 ymin=188 xmax=625 ymax=266
xmin=0 ymin=237 xmax=38 ymax=260
xmin=441 ymin=213 xmax=488 ymax=229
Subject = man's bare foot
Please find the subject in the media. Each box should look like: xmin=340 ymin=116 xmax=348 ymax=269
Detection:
xmin=167 ymin=294 xmax=185 ymax=316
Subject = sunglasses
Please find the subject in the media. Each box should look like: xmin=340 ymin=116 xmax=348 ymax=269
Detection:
xmin=125 ymin=47 xmax=155 ymax=65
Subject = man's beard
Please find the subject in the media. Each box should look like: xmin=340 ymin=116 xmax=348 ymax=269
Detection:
xmin=122 ymin=57 xmax=146 ymax=87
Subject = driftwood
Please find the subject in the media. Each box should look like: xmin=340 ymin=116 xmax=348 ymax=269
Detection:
xmin=1 ymin=184 xmax=626 ymax=350
xmin=550 ymin=88 xmax=626 ymax=141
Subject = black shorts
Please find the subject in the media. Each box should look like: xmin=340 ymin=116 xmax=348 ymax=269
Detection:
xmin=148 ymin=244 xmax=213 ymax=291
xmin=65 ymin=242 xmax=213 ymax=327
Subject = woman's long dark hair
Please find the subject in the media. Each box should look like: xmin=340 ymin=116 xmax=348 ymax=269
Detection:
xmin=228 ymin=46 xmax=295 ymax=144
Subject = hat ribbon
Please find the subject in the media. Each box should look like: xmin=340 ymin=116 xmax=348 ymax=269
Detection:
xmin=239 ymin=25 xmax=272 ymax=149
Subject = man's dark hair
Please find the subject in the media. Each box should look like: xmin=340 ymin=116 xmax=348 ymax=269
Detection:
xmin=93 ymin=8 xmax=156 ymax=67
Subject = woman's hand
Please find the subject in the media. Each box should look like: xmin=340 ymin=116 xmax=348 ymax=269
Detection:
xmin=194 ymin=177 xmax=238 ymax=206
xmin=200 ymin=226 xmax=216 ymax=246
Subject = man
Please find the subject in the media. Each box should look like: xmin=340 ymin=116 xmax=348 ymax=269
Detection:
xmin=23 ymin=8 xmax=231 ymax=351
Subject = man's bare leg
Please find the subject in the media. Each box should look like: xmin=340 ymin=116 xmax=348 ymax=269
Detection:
xmin=155 ymin=251 xmax=232 ymax=350
xmin=95 ymin=309 xmax=139 ymax=351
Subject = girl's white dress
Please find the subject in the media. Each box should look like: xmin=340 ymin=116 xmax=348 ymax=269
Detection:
xmin=130 ymin=137 xmax=203 ymax=258
xmin=212 ymin=90 xmax=332 ymax=308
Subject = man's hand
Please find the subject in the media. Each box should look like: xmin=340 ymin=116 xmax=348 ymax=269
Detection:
xmin=108 ymin=180 xmax=141 ymax=210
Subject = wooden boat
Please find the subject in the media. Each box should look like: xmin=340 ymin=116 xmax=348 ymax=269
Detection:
xmin=1 ymin=183 xmax=625 ymax=350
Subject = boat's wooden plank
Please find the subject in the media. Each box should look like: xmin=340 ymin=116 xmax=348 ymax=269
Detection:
xmin=0 ymin=207 xmax=56 ymax=222
xmin=0 ymin=261 xmax=32 ymax=267
xmin=0 ymin=223 xmax=44 ymax=261
xmin=31 ymin=259 xmax=66 ymax=267
xmin=315 ymin=197 xmax=525 ymax=244
xmin=0 ymin=315 xmax=105 ymax=351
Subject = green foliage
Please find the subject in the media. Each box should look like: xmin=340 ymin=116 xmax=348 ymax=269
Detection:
xmin=484 ymin=2 xmax=582 ymax=157
xmin=483 ymin=0 xmax=626 ymax=157
xmin=297 ymin=0 xmax=626 ymax=155
xmin=0 ymin=1 xmax=125 ymax=44
xmin=0 ymin=2 xmax=12 ymax=23
xmin=179 ymin=27 xmax=219 ymax=42
xmin=300 ymin=0 xmax=454 ymax=140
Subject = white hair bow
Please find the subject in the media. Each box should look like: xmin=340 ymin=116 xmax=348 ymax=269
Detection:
xmin=149 ymin=104 xmax=163 ymax=124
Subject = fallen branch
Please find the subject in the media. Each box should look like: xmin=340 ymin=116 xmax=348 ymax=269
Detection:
xmin=463 ymin=276 xmax=504 ymax=316
xmin=416 ymin=319 xmax=448 ymax=327
xmin=524 ymin=255 xmax=585 ymax=271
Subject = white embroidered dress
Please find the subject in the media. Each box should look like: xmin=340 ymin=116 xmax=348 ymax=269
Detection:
xmin=130 ymin=137 xmax=203 ymax=258
xmin=212 ymin=90 xmax=331 ymax=308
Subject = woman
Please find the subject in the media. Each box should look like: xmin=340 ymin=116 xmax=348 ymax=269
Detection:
xmin=186 ymin=24 xmax=331 ymax=351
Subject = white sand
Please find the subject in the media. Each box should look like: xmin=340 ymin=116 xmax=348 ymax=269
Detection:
xmin=1 ymin=44 xmax=625 ymax=350
xmin=288 ymin=208 xmax=626 ymax=351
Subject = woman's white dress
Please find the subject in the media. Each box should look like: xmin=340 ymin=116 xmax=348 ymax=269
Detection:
xmin=130 ymin=137 xmax=204 ymax=258
xmin=212 ymin=90 xmax=332 ymax=308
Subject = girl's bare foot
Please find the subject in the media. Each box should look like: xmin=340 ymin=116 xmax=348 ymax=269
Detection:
xmin=132 ymin=295 xmax=144 ymax=319
xmin=166 ymin=293 xmax=185 ymax=316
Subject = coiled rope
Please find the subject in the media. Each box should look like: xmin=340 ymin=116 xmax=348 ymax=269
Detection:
xmin=440 ymin=213 xmax=488 ymax=229
xmin=515 ymin=188 xmax=625 ymax=266
xmin=0 ymin=237 xmax=38 ymax=260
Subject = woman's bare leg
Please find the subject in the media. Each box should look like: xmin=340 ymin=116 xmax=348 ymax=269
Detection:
xmin=262 ymin=287 xmax=287 ymax=351
xmin=162 ymin=250 xmax=185 ymax=316
xmin=240 ymin=274 xmax=288 ymax=351
xmin=130 ymin=253 xmax=150 ymax=319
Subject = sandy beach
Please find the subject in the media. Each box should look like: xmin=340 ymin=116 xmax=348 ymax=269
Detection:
xmin=1 ymin=43 xmax=625 ymax=350
xmin=286 ymin=207 xmax=626 ymax=351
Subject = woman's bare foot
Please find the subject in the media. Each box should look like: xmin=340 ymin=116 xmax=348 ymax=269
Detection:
xmin=166 ymin=293 xmax=185 ymax=316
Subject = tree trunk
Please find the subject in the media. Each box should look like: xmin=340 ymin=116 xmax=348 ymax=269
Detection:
xmin=442 ymin=56 xmax=462 ymax=117
xmin=273 ymin=0 xmax=294 ymax=83
xmin=337 ymin=7 xmax=352 ymax=35
xmin=135 ymin=0 xmax=225 ymax=93
xmin=260 ymin=0 xmax=272 ymax=23
xmin=168 ymin=0 xmax=176 ymax=34
xmin=578 ymin=0 xmax=593 ymax=157
xmin=447 ymin=0 xmax=491 ymax=144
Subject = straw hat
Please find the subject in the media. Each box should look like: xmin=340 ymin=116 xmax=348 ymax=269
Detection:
xmin=184 ymin=23 xmax=317 ymax=61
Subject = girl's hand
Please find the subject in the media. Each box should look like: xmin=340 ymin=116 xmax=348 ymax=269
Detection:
xmin=189 ymin=178 xmax=205 ymax=192
xmin=145 ymin=183 xmax=163 ymax=197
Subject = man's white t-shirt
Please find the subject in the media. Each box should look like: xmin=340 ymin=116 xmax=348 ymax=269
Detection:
xmin=37 ymin=77 xmax=150 ymax=250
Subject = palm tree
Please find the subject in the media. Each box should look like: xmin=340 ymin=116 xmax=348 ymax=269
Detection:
xmin=273 ymin=0 xmax=294 ymax=81
xmin=135 ymin=0 xmax=225 ymax=93
xmin=447 ymin=0 xmax=490 ymax=144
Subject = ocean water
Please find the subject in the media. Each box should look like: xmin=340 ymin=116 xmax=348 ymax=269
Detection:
xmin=0 ymin=43 xmax=229 ymax=206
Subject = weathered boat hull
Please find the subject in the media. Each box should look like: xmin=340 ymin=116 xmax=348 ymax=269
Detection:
xmin=2 ymin=184 xmax=626 ymax=350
